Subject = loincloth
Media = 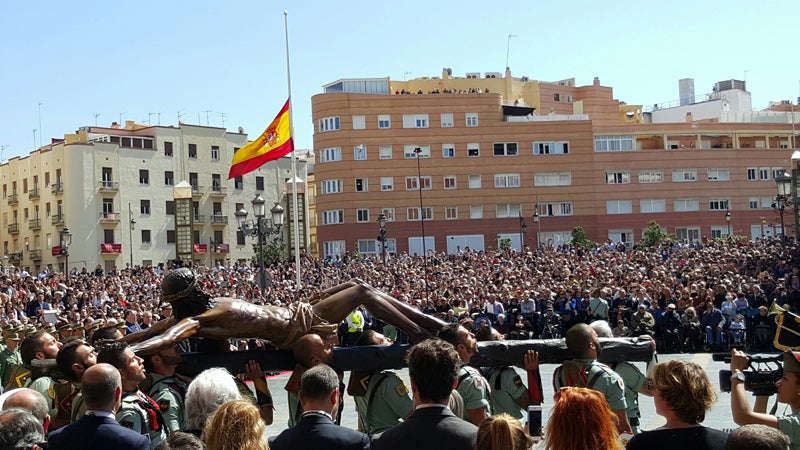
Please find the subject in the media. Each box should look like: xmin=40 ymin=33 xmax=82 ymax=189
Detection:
xmin=280 ymin=302 xmax=339 ymax=349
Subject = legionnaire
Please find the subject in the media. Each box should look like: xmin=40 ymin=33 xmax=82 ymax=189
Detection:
xmin=144 ymin=343 xmax=186 ymax=433
xmin=55 ymin=339 xmax=97 ymax=423
xmin=19 ymin=329 xmax=74 ymax=430
xmin=0 ymin=330 xmax=22 ymax=387
xmin=348 ymin=330 xmax=413 ymax=435
xmin=98 ymin=341 xmax=166 ymax=449
xmin=438 ymin=323 xmax=492 ymax=426
xmin=553 ymin=322 xmax=632 ymax=434
xmin=284 ymin=334 xmax=334 ymax=427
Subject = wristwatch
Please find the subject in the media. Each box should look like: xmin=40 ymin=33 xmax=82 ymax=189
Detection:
xmin=731 ymin=370 xmax=745 ymax=383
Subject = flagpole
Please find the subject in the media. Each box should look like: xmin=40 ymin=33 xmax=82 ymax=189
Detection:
xmin=284 ymin=11 xmax=302 ymax=292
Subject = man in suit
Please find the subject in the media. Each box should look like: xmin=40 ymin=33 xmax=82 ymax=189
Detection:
xmin=48 ymin=363 xmax=149 ymax=450
xmin=270 ymin=364 xmax=370 ymax=450
xmin=373 ymin=339 xmax=478 ymax=450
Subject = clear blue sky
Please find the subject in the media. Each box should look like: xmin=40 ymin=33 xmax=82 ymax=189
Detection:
xmin=1 ymin=0 xmax=798 ymax=161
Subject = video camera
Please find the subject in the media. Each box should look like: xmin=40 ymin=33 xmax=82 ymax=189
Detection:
xmin=716 ymin=352 xmax=783 ymax=396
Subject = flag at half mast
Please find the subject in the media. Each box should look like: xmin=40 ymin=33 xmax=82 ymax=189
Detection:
xmin=228 ymin=99 xmax=294 ymax=179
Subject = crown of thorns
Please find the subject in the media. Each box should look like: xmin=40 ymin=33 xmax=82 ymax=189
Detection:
xmin=160 ymin=273 xmax=198 ymax=303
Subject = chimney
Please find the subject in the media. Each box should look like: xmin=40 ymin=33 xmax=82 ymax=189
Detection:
xmin=593 ymin=77 xmax=600 ymax=86
xmin=685 ymin=112 xmax=693 ymax=123
xmin=110 ymin=122 xmax=120 ymax=129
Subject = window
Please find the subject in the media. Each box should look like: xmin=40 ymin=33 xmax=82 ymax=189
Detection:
xmin=494 ymin=174 xmax=521 ymax=188
xmin=211 ymin=145 xmax=220 ymax=161
xmin=381 ymin=208 xmax=395 ymax=221
xmin=493 ymin=142 xmax=519 ymax=156
xmin=167 ymin=230 xmax=176 ymax=244
xmin=638 ymin=169 xmax=663 ymax=183
xmin=594 ymin=135 xmax=634 ymax=152
xmin=141 ymin=230 xmax=151 ymax=245
xmin=378 ymin=115 xmax=391 ymax=129
xmin=402 ymin=114 xmax=429 ymax=128
xmin=440 ymin=113 xmax=454 ymax=128
xmin=496 ymin=203 xmax=521 ymax=218
xmin=533 ymin=141 xmax=569 ymax=155
xmin=606 ymin=200 xmax=633 ymax=214
xmin=537 ymin=202 xmax=573 ymax=216
xmin=321 ymin=179 xmax=343 ymax=194
xmin=442 ymin=144 xmax=455 ymax=158
xmin=318 ymin=116 xmax=341 ymax=132
xmin=320 ymin=147 xmax=342 ymax=162
xmin=534 ymin=172 xmax=571 ymax=187
xmin=380 ymin=177 xmax=393 ymax=191
xmin=404 ymin=145 xmax=430 ymax=159
xmin=405 ymin=176 xmax=432 ymax=190
xmin=468 ymin=174 xmax=481 ymax=189
xmin=407 ymin=207 xmax=433 ymax=221
xmin=640 ymin=199 xmax=666 ymax=213
xmin=324 ymin=240 xmax=346 ymax=258
xmin=465 ymin=113 xmax=478 ymax=127
xmin=467 ymin=144 xmax=480 ymax=157
xmin=675 ymin=227 xmax=701 ymax=242
xmin=749 ymin=196 xmax=772 ymax=209
xmin=166 ymin=201 xmax=175 ymax=215
xmin=709 ymin=198 xmax=730 ymax=211
xmin=747 ymin=168 xmax=757 ymax=181
xmin=234 ymin=176 xmax=243 ymax=190
xmin=443 ymin=176 xmax=457 ymax=189
xmin=357 ymin=239 xmax=377 ymax=254
xmin=352 ymin=115 xmax=366 ymax=130
xmin=140 ymin=200 xmax=151 ymax=215
xmin=164 ymin=171 xmax=174 ymax=186
xmin=188 ymin=144 xmax=197 ymax=159
xmin=378 ymin=145 xmax=392 ymax=160
xmin=445 ymin=206 xmax=458 ymax=220
xmin=139 ymin=170 xmax=149 ymax=185
xmin=772 ymin=167 xmax=785 ymax=179
xmin=356 ymin=209 xmax=370 ymax=223
xmin=256 ymin=176 xmax=264 ymax=191
xmin=759 ymin=167 xmax=770 ymax=180
xmin=470 ymin=204 xmax=483 ymax=219
xmin=674 ymin=198 xmax=700 ymax=212
xmin=355 ymin=178 xmax=368 ymax=192
xmin=354 ymin=145 xmax=367 ymax=160
xmin=322 ymin=210 xmax=344 ymax=224
xmin=672 ymin=169 xmax=698 ymax=182
xmin=164 ymin=141 xmax=173 ymax=157
xmin=605 ymin=171 xmax=630 ymax=184
xmin=553 ymin=93 xmax=561 ymax=102
xmin=707 ymin=168 xmax=730 ymax=181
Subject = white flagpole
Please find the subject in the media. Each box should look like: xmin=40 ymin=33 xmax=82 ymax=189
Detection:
xmin=284 ymin=11 xmax=302 ymax=291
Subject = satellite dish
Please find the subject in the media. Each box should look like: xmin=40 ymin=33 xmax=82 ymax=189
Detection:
xmin=238 ymin=126 xmax=245 ymax=134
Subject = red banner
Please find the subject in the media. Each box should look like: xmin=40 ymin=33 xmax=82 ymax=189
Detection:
xmin=51 ymin=246 xmax=63 ymax=256
xmin=194 ymin=244 xmax=208 ymax=253
xmin=215 ymin=244 xmax=230 ymax=253
xmin=100 ymin=243 xmax=122 ymax=253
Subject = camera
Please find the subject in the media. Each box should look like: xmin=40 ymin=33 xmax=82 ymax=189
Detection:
xmin=716 ymin=353 xmax=783 ymax=396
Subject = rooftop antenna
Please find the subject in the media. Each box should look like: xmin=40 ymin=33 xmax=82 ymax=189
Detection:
xmin=119 ymin=112 xmax=126 ymax=126
xmin=37 ymin=102 xmax=43 ymax=148
xmin=215 ymin=112 xmax=227 ymax=128
xmin=148 ymin=113 xmax=160 ymax=125
xmin=404 ymin=71 xmax=411 ymax=81
xmin=32 ymin=129 xmax=37 ymax=150
xmin=202 ymin=110 xmax=212 ymax=126
xmin=93 ymin=113 xmax=101 ymax=126
xmin=506 ymin=34 xmax=518 ymax=71
xmin=0 ymin=145 xmax=7 ymax=163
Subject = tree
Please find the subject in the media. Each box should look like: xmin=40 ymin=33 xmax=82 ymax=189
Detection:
xmin=498 ymin=236 xmax=512 ymax=251
xmin=570 ymin=227 xmax=594 ymax=249
xmin=252 ymin=238 xmax=286 ymax=265
xmin=641 ymin=221 xmax=673 ymax=247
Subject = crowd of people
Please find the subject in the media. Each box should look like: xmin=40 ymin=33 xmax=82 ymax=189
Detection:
xmin=0 ymin=237 xmax=798 ymax=449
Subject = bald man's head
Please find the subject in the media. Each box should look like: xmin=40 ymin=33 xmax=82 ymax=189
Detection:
xmin=81 ymin=363 xmax=122 ymax=411
xmin=293 ymin=334 xmax=332 ymax=368
xmin=4 ymin=388 xmax=49 ymax=431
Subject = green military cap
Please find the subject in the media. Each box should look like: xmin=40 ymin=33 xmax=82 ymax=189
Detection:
xmin=784 ymin=351 xmax=800 ymax=374
xmin=0 ymin=324 xmax=12 ymax=331
xmin=72 ymin=323 xmax=85 ymax=331
xmin=115 ymin=321 xmax=127 ymax=330
xmin=25 ymin=324 xmax=37 ymax=333
xmin=5 ymin=332 xmax=21 ymax=341
xmin=44 ymin=324 xmax=57 ymax=334
xmin=56 ymin=322 xmax=72 ymax=332
xmin=88 ymin=320 xmax=104 ymax=331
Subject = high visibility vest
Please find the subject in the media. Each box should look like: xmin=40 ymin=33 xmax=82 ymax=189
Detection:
xmin=347 ymin=310 xmax=364 ymax=332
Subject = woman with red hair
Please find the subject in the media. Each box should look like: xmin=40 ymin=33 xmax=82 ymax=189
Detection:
xmin=545 ymin=387 xmax=621 ymax=450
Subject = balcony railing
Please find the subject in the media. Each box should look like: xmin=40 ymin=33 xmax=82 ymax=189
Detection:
xmin=210 ymin=215 xmax=228 ymax=225
xmin=209 ymin=186 xmax=227 ymax=196
xmin=99 ymin=243 xmax=123 ymax=254
xmin=51 ymin=214 xmax=65 ymax=225
xmin=51 ymin=181 xmax=64 ymax=195
xmin=191 ymin=185 xmax=203 ymax=197
xmin=28 ymin=218 xmax=41 ymax=230
xmin=98 ymin=181 xmax=119 ymax=192
xmin=7 ymin=193 xmax=18 ymax=205
xmin=100 ymin=211 xmax=120 ymax=222
xmin=29 ymin=249 xmax=42 ymax=260
xmin=213 ymin=243 xmax=230 ymax=254
xmin=193 ymin=215 xmax=206 ymax=224
xmin=28 ymin=187 xmax=40 ymax=200
xmin=7 ymin=223 xmax=19 ymax=234
xmin=7 ymin=252 xmax=22 ymax=263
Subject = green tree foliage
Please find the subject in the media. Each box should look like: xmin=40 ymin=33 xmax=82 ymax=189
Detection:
xmin=641 ymin=221 xmax=673 ymax=247
xmin=570 ymin=227 xmax=594 ymax=248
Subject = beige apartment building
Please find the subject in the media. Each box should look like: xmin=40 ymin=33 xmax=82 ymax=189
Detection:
xmin=312 ymin=69 xmax=798 ymax=257
xmin=0 ymin=121 xmax=310 ymax=274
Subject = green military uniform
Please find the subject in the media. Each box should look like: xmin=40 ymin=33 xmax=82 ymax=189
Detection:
xmin=70 ymin=384 xmax=86 ymax=424
xmin=482 ymin=366 xmax=527 ymax=423
xmin=148 ymin=373 xmax=187 ymax=433
xmin=0 ymin=345 xmax=22 ymax=387
xmin=553 ymin=358 xmax=627 ymax=413
xmin=610 ymin=361 xmax=647 ymax=434
xmin=118 ymin=390 xmax=167 ymax=450
xmin=353 ymin=370 xmax=413 ymax=435
xmin=455 ymin=364 xmax=491 ymax=421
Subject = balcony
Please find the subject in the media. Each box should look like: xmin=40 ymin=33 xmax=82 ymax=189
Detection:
xmin=191 ymin=185 xmax=203 ymax=198
xmin=51 ymin=214 xmax=65 ymax=225
xmin=7 ymin=223 xmax=19 ymax=234
xmin=98 ymin=181 xmax=119 ymax=192
xmin=29 ymin=249 xmax=42 ymax=260
xmin=28 ymin=218 xmax=41 ymax=230
xmin=7 ymin=252 xmax=22 ymax=264
xmin=193 ymin=215 xmax=206 ymax=225
xmin=99 ymin=211 xmax=120 ymax=223
xmin=193 ymin=244 xmax=208 ymax=254
xmin=28 ymin=187 xmax=40 ymax=200
xmin=209 ymin=186 xmax=227 ymax=197
xmin=99 ymin=243 xmax=122 ymax=254
xmin=51 ymin=182 xmax=64 ymax=195
xmin=7 ymin=193 xmax=18 ymax=205
xmin=210 ymin=215 xmax=228 ymax=226
xmin=212 ymin=243 xmax=230 ymax=254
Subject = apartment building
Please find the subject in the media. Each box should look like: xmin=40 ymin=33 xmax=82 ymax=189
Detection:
xmin=0 ymin=121 xmax=310 ymax=274
xmin=312 ymin=69 xmax=797 ymax=257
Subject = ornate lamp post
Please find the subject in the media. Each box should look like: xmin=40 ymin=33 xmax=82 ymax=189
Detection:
xmin=377 ymin=212 xmax=387 ymax=265
xmin=774 ymin=171 xmax=793 ymax=246
xmin=235 ymin=194 xmax=285 ymax=290
xmin=725 ymin=207 xmax=731 ymax=237
xmin=519 ymin=212 xmax=527 ymax=251
xmin=60 ymin=226 xmax=72 ymax=275
xmin=532 ymin=211 xmax=540 ymax=250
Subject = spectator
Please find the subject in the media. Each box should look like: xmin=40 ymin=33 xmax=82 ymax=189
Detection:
xmin=154 ymin=432 xmax=206 ymax=450
xmin=545 ymin=387 xmax=620 ymax=450
xmin=2 ymin=388 xmax=50 ymax=433
xmin=726 ymin=424 xmax=790 ymax=450
xmin=184 ymin=368 xmax=242 ymax=437
xmin=202 ymin=400 xmax=268 ymax=450
xmin=0 ymin=408 xmax=45 ymax=450
xmin=476 ymin=413 xmax=531 ymax=450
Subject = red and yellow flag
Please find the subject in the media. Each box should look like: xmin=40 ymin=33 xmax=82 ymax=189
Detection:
xmin=228 ymin=99 xmax=294 ymax=179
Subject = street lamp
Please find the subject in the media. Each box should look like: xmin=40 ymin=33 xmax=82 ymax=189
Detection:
xmin=532 ymin=210 xmax=540 ymax=250
xmin=60 ymin=226 xmax=72 ymax=276
xmin=376 ymin=212 xmax=387 ymax=265
xmin=129 ymin=203 xmax=136 ymax=269
xmin=235 ymin=194 xmax=285 ymax=290
xmin=774 ymin=171 xmax=793 ymax=246
xmin=1 ymin=255 xmax=7 ymax=275
xmin=725 ymin=207 xmax=731 ymax=237
xmin=519 ymin=212 xmax=527 ymax=251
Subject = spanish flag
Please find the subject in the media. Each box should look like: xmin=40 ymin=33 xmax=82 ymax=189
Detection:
xmin=228 ymin=99 xmax=294 ymax=179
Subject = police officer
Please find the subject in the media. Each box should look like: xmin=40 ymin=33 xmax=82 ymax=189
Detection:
xmin=553 ymin=323 xmax=632 ymax=434
xmin=98 ymin=341 xmax=166 ymax=449
xmin=349 ymin=330 xmax=412 ymax=435
xmin=343 ymin=308 xmax=364 ymax=347
xmin=145 ymin=343 xmax=186 ymax=433
xmin=439 ymin=323 xmax=491 ymax=426
xmin=0 ymin=330 xmax=22 ymax=387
